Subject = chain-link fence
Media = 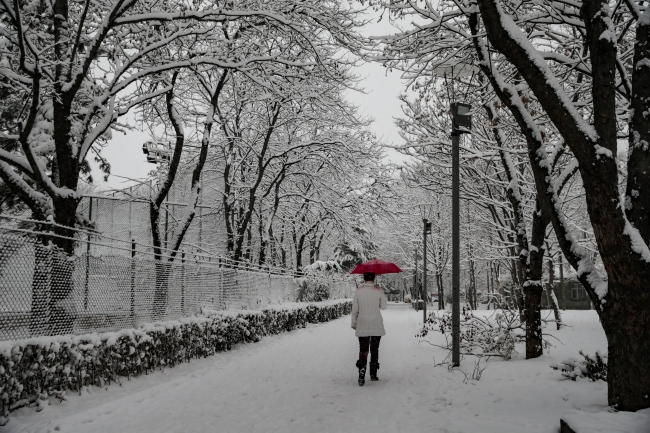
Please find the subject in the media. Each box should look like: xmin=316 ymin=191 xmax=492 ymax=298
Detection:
xmin=76 ymin=169 xmax=227 ymax=257
xmin=0 ymin=226 xmax=355 ymax=341
xmin=78 ymin=193 xmax=226 ymax=259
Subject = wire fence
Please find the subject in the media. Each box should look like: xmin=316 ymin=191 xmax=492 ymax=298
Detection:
xmin=77 ymin=168 xmax=228 ymax=256
xmin=77 ymin=193 xmax=227 ymax=258
xmin=0 ymin=223 xmax=355 ymax=341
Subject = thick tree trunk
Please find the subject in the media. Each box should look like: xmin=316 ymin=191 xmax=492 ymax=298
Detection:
xmin=295 ymin=232 xmax=306 ymax=273
xmin=49 ymin=249 xmax=75 ymax=335
xmin=548 ymin=258 xmax=562 ymax=329
xmin=309 ymin=239 xmax=316 ymax=265
xmin=523 ymin=203 xmax=547 ymax=358
xmin=436 ymin=273 xmax=445 ymax=310
xmin=30 ymin=241 xmax=51 ymax=336
xmin=467 ymin=259 xmax=476 ymax=310
xmin=149 ymin=74 xmax=184 ymax=316
xmin=223 ymin=181 xmax=235 ymax=257
xmin=314 ymin=232 xmax=323 ymax=262
xmin=523 ymin=283 xmax=543 ymax=358
xmin=49 ymin=197 xmax=79 ymax=335
xmin=602 ymin=293 xmax=650 ymax=411
xmin=153 ymin=260 xmax=171 ymax=320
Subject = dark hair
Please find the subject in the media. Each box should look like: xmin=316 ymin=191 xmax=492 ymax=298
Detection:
xmin=363 ymin=272 xmax=375 ymax=282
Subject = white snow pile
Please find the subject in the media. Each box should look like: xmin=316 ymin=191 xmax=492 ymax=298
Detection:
xmin=0 ymin=299 xmax=352 ymax=424
xmin=561 ymin=408 xmax=650 ymax=433
xmin=302 ymin=260 xmax=342 ymax=273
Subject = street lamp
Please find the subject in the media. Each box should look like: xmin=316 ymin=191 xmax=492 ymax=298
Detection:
xmin=449 ymin=102 xmax=472 ymax=367
xmin=413 ymin=241 xmax=419 ymax=309
xmin=418 ymin=203 xmax=434 ymax=324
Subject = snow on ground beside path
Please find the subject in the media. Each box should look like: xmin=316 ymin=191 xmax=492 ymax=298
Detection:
xmin=4 ymin=304 xmax=612 ymax=433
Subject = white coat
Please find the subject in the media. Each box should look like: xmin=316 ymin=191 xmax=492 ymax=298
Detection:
xmin=351 ymin=282 xmax=388 ymax=337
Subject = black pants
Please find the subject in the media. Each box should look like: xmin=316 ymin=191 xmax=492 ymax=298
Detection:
xmin=358 ymin=336 xmax=381 ymax=363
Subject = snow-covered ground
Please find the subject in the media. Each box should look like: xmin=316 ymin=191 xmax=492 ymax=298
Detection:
xmin=2 ymin=304 xmax=630 ymax=433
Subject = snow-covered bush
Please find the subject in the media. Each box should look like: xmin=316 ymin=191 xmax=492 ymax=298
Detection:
xmin=0 ymin=300 xmax=352 ymax=423
xmin=296 ymin=280 xmax=330 ymax=302
xmin=550 ymin=350 xmax=608 ymax=381
xmin=298 ymin=261 xmax=350 ymax=302
xmin=418 ymin=307 xmax=529 ymax=360
xmin=303 ymin=261 xmax=342 ymax=273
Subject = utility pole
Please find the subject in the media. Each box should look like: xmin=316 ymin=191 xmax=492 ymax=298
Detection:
xmin=452 ymin=131 xmax=460 ymax=367
xmin=423 ymin=219 xmax=431 ymax=323
xmin=450 ymin=102 xmax=472 ymax=367
xmin=413 ymin=249 xmax=418 ymax=309
xmin=560 ymin=253 xmax=566 ymax=311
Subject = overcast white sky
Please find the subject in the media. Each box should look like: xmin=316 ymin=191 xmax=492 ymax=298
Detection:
xmin=90 ymin=12 xmax=410 ymax=191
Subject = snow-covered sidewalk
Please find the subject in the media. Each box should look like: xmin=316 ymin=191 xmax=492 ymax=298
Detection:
xmin=5 ymin=304 xmax=613 ymax=433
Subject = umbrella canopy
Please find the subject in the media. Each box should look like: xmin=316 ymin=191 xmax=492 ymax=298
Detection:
xmin=350 ymin=259 xmax=402 ymax=275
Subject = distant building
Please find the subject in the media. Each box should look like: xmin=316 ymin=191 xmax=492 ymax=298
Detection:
xmin=541 ymin=275 xmax=593 ymax=310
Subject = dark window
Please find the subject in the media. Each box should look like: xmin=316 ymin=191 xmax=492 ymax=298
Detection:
xmin=571 ymin=287 xmax=579 ymax=300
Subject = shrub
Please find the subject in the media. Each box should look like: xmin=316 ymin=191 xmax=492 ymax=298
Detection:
xmin=296 ymin=280 xmax=330 ymax=302
xmin=550 ymin=350 xmax=608 ymax=381
xmin=417 ymin=307 xmax=532 ymax=360
xmin=0 ymin=300 xmax=352 ymax=423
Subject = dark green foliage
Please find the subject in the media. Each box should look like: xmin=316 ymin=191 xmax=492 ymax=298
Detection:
xmin=0 ymin=301 xmax=352 ymax=421
xmin=550 ymin=350 xmax=608 ymax=381
xmin=296 ymin=281 xmax=330 ymax=302
xmin=579 ymin=350 xmax=607 ymax=381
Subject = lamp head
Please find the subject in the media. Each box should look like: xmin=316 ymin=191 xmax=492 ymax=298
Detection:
xmin=449 ymin=102 xmax=472 ymax=134
xmin=417 ymin=202 xmax=435 ymax=220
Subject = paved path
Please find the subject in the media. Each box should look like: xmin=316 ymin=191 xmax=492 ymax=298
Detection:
xmin=6 ymin=304 xmax=607 ymax=433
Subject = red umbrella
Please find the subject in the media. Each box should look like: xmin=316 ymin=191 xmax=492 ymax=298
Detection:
xmin=350 ymin=259 xmax=402 ymax=275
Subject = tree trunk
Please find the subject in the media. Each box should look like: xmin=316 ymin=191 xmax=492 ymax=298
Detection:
xmin=467 ymin=259 xmax=476 ymax=310
xmin=309 ymin=238 xmax=316 ymax=265
xmin=523 ymin=283 xmax=543 ymax=358
xmin=149 ymin=74 xmax=185 ymax=316
xmin=436 ymin=273 xmax=445 ymax=310
xmin=295 ymin=231 xmax=306 ymax=273
xmin=548 ymin=258 xmax=562 ymax=329
xmin=30 ymin=241 xmax=52 ymax=336
xmin=601 ymin=296 xmax=650 ymax=411
xmin=49 ymin=198 xmax=78 ymax=335
xmin=153 ymin=260 xmax=171 ymax=320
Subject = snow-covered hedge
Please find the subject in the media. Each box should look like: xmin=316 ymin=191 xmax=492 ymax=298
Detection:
xmin=0 ymin=300 xmax=352 ymax=421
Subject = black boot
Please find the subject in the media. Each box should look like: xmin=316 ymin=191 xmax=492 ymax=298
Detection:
xmin=356 ymin=359 xmax=367 ymax=386
xmin=370 ymin=362 xmax=380 ymax=381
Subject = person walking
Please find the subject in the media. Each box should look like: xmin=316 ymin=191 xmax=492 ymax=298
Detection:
xmin=351 ymin=272 xmax=388 ymax=386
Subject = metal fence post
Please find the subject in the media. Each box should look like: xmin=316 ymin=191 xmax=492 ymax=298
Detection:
xmin=181 ymin=251 xmax=186 ymax=315
xmin=413 ymin=249 xmax=418 ymax=309
xmin=198 ymin=207 xmax=203 ymax=248
xmin=84 ymin=197 xmax=92 ymax=310
xmin=164 ymin=199 xmax=169 ymax=249
xmin=560 ymin=253 xmax=566 ymax=311
xmin=131 ymin=239 xmax=136 ymax=324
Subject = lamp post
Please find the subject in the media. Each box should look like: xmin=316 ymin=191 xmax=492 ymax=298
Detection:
xmin=560 ymin=252 xmax=566 ymax=311
xmin=449 ymin=102 xmax=472 ymax=367
xmin=418 ymin=204 xmax=434 ymax=323
xmin=413 ymin=247 xmax=418 ymax=309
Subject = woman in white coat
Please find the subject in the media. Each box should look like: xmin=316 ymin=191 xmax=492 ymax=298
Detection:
xmin=351 ymin=272 xmax=388 ymax=386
